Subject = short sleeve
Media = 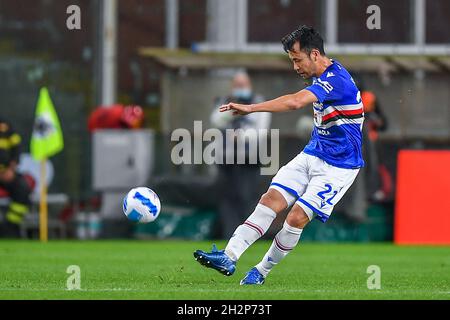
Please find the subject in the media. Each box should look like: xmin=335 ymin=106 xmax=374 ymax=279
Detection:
xmin=305 ymin=76 xmax=343 ymax=103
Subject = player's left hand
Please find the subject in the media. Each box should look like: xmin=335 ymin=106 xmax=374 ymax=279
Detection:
xmin=219 ymin=103 xmax=252 ymax=116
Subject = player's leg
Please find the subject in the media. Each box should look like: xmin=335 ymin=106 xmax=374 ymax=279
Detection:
xmin=193 ymin=153 xmax=308 ymax=276
xmin=247 ymin=204 xmax=310 ymax=283
xmin=242 ymin=154 xmax=360 ymax=284
xmin=193 ymin=188 xmax=290 ymax=276
xmin=223 ymin=187 xmax=290 ymax=261
xmin=217 ymin=152 xmax=307 ymax=261
xmin=253 ymin=157 xmax=360 ymax=276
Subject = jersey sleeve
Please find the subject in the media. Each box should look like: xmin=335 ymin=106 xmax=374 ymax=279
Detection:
xmin=305 ymin=76 xmax=344 ymax=103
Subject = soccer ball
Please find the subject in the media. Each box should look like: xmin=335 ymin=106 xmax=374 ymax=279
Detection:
xmin=122 ymin=187 xmax=161 ymax=223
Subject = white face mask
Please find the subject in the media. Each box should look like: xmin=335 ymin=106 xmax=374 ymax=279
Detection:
xmin=232 ymin=88 xmax=252 ymax=100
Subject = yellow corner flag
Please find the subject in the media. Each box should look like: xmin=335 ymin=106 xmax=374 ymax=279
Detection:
xmin=31 ymin=87 xmax=64 ymax=160
xmin=30 ymin=87 xmax=64 ymax=242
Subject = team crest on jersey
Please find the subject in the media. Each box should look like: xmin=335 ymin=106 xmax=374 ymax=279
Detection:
xmin=313 ymin=112 xmax=322 ymax=127
xmin=313 ymin=102 xmax=324 ymax=126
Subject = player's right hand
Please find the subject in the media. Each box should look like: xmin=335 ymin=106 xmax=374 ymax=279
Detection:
xmin=219 ymin=103 xmax=252 ymax=116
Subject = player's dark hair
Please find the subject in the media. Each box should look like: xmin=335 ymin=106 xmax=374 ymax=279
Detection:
xmin=281 ymin=25 xmax=325 ymax=55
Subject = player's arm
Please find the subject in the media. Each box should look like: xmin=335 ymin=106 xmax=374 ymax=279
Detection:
xmin=219 ymin=89 xmax=317 ymax=115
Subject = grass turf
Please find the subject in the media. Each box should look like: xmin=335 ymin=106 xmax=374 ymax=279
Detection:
xmin=0 ymin=240 xmax=449 ymax=300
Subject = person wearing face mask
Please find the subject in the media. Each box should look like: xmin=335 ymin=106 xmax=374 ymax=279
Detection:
xmin=210 ymin=71 xmax=272 ymax=239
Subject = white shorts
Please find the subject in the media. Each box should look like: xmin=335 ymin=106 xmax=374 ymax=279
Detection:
xmin=269 ymin=152 xmax=359 ymax=223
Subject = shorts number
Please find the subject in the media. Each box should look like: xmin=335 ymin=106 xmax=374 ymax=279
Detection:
xmin=317 ymin=184 xmax=338 ymax=207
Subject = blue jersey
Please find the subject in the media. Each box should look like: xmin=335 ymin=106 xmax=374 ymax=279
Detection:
xmin=303 ymin=60 xmax=364 ymax=169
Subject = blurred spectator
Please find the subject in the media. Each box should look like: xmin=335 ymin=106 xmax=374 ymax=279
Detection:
xmin=361 ymin=91 xmax=388 ymax=140
xmin=361 ymin=88 xmax=393 ymax=203
xmin=88 ymin=105 xmax=144 ymax=132
xmin=210 ymin=71 xmax=271 ymax=238
xmin=0 ymin=117 xmax=32 ymax=238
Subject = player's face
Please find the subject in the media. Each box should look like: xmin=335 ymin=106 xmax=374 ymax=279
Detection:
xmin=288 ymin=42 xmax=316 ymax=79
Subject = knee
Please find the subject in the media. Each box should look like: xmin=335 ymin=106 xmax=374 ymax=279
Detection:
xmin=286 ymin=205 xmax=310 ymax=229
xmin=259 ymin=189 xmax=288 ymax=214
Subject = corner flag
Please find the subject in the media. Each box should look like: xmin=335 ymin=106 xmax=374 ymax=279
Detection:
xmin=30 ymin=87 xmax=64 ymax=161
xmin=30 ymin=87 xmax=64 ymax=242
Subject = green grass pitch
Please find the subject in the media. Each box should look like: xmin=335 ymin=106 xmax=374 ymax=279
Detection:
xmin=0 ymin=240 xmax=449 ymax=300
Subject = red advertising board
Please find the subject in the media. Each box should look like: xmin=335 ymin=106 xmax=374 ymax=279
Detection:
xmin=394 ymin=150 xmax=450 ymax=244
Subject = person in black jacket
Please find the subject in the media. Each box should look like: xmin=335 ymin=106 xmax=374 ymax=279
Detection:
xmin=0 ymin=117 xmax=32 ymax=237
xmin=210 ymin=72 xmax=272 ymax=238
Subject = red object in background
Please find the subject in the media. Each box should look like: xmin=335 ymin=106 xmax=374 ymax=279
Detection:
xmin=88 ymin=105 xmax=144 ymax=132
xmin=394 ymin=150 xmax=450 ymax=245
xmin=0 ymin=187 xmax=8 ymax=197
xmin=361 ymin=91 xmax=376 ymax=113
xmin=88 ymin=104 xmax=124 ymax=131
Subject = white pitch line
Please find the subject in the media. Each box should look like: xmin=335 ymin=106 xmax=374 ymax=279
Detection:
xmin=0 ymin=288 xmax=449 ymax=294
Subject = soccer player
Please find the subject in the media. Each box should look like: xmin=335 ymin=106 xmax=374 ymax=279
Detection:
xmin=194 ymin=25 xmax=364 ymax=285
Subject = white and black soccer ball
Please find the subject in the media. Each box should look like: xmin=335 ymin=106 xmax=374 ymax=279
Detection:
xmin=122 ymin=187 xmax=161 ymax=223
